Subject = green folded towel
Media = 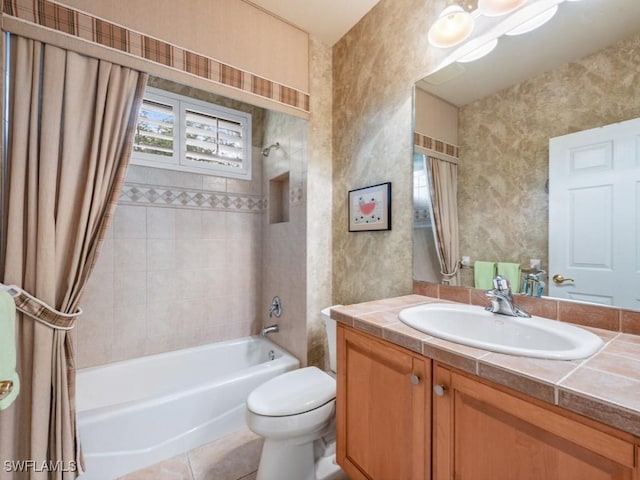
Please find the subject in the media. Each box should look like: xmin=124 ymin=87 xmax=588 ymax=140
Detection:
xmin=498 ymin=262 xmax=522 ymax=294
xmin=474 ymin=261 xmax=497 ymax=290
xmin=0 ymin=291 xmax=20 ymax=410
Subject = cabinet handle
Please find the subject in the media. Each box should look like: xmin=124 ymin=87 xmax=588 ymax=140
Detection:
xmin=410 ymin=374 xmax=421 ymax=385
xmin=433 ymin=384 xmax=447 ymax=397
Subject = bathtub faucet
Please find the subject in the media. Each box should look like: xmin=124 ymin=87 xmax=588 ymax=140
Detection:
xmin=268 ymin=296 xmax=282 ymax=318
xmin=261 ymin=324 xmax=279 ymax=337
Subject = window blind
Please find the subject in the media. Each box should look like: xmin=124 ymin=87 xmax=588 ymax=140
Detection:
xmin=131 ymin=86 xmax=252 ymax=179
xmin=184 ymin=109 xmax=244 ymax=168
xmin=134 ymin=99 xmax=175 ymax=157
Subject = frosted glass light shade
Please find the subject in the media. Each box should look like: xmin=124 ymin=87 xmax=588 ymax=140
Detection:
xmin=478 ymin=0 xmax=526 ymax=16
xmin=428 ymin=5 xmax=475 ymax=48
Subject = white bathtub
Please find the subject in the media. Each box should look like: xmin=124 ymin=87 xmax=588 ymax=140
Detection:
xmin=76 ymin=336 xmax=299 ymax=480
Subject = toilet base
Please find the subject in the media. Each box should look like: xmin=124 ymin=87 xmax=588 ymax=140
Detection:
xmin=255 ymin=438 xmax=347 ymax=480
xmin=256 ymin=437 xmax=314 ymax=480
xmin=316 ymin=451 xmax=348 ymax=480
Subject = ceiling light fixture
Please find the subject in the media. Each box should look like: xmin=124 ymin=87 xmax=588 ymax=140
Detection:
xmin=428 ymin=4 xmax=475 ymax=48
xmin=478 ymin=0 xmax=527 ymax=16
xmin=427 ymin=0 xmax=568 ymax=70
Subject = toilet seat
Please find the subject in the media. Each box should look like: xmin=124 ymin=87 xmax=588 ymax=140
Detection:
xmin=247 ymin=366 xmax=335 ymax=416
xmin=246 ymin=400 xmax=335 ymax=441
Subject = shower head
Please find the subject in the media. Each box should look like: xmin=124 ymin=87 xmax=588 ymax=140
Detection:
xmin=261 ymin=142 xmax=280 ymax=157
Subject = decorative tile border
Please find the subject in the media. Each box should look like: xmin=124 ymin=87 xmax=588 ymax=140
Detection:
xmin=3 ymin=0 xmax=310 ymax=113
xmin=120 ymin=183 xmax=266 ymax=212
xmin=290 ymin=186 xmax=304 ymax=204
xmin=414 ymin=132 xmax=459 ymax=158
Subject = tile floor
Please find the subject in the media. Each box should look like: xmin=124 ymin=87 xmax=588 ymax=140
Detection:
xmin=118 ymin=428 xmax=263 ymax=480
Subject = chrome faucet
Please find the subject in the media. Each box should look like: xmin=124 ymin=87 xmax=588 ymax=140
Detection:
xmin=268 ymin=296 xmax=282 ymax=318
xmin=261 ymin=324 xmax=279 ymax=337
xmin=485 ymin=275 xmax=531 ymax=318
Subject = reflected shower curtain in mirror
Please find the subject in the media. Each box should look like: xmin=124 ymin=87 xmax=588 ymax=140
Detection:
xmin=427 ymin=156 xmax=460 ymax=285
xmin=0 ymin=35 xmax=146 ymax=479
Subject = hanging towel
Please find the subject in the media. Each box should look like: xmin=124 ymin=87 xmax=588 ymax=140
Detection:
xmin=0 ymin=291 xmax=20 ymax=410
xmin=498 ymin=262 xmax=522 ymax=294
xmin=474 ymin=261 xmax=497 ymax=290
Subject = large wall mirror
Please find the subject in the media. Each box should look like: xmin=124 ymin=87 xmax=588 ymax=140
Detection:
xmin=413 ymin=0 xmax=640 ymax=309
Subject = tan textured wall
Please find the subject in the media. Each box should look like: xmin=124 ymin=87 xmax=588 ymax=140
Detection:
xmin=306 ymin=37 xmax=334 ymax=369
xmin=332 ymin=0 xmax=443 ymax=304
xmin=457 ymin=33 xmax=640 ymax=287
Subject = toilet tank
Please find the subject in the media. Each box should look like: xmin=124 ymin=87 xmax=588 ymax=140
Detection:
xmin=321 ymin=305 xmax=342 ymax=373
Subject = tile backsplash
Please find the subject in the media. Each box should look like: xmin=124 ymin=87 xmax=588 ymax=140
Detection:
xmin=413 ymin=280 xmax=640 ymax=334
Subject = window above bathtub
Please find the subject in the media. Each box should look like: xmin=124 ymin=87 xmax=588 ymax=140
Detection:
xmin=131 ymin=87 xmax=252 ymax=180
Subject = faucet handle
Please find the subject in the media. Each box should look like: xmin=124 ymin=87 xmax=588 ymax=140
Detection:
xmin=269 ymin=296 xmax=282 ymax=318
xmin=492 ymin=275 xmax=510 ymax=293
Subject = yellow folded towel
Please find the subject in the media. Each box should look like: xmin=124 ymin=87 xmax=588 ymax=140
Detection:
xmin=474 ymin=261 xmax=497 ymax=290
xmin=498 ymin=262 xmax=522 ymax=294
xmin=0 ymin=291 xmax=20 ymax=410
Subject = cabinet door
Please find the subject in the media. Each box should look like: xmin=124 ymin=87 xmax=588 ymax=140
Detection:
xmin=337 ymin=325 xmax=430 ymax=480
xmin=433 ymin=364 xmax=636 ymax=480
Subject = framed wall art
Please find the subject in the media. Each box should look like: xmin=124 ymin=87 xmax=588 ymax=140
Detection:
xmin=348 ymin=182 xmax=392 ymax=232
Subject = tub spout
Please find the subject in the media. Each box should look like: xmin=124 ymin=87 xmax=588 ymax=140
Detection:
xmin=261 ymin=324 xmax=279 ymax=337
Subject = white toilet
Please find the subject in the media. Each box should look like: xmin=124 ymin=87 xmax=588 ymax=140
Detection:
xmin=245 ymin=307 xmax=347 ymax=480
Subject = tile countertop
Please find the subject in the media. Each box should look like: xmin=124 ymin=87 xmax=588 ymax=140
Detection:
xmin=331 ymin=294 xmax=640 ymax=438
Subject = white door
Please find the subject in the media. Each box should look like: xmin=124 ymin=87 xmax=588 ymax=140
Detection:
xmin=549 ymin=117 xmax=640 ymax=310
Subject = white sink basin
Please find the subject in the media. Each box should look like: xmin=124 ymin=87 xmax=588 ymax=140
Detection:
xmin=399 ymin=303 xmax=604 ymax=360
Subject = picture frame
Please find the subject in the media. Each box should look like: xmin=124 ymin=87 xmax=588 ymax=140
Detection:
xmin=348 ymin=182 xmax=392 ymax=232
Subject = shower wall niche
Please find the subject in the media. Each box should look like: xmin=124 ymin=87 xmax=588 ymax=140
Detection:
xmin=269 ymin=172 xmax=290 ymax=224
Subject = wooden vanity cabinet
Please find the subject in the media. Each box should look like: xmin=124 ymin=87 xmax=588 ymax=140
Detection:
xmin=336 ymin=326 xmax=638 ymax=480
xmin=336 ymin=325 xmax=431 ymax=480
xmin=433 ymin=363 xmax=637 ymax=480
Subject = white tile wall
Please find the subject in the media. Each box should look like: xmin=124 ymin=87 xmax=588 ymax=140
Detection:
xmin=77 ymin=161 xmax=265 ymax=367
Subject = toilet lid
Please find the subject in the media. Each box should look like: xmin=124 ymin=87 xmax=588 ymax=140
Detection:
xmin=247 ymin=366 xmax=336 ymax=416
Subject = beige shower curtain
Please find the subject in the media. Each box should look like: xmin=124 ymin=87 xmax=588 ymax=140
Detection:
xmin=428 ymin=156 xmax=460 ymax=285
xmin=0 ymin=35 xmax=146 ymax=478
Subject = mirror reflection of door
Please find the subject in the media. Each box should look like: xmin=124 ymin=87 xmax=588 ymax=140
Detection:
xmin=549 ymin=117 xmax=640 ymax=310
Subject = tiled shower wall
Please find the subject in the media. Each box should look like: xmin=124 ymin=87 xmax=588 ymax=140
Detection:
xmin=77 ymin=160 xmax=264 ymax=367
xmin=261 ymin=111 xmax=309 ymax=365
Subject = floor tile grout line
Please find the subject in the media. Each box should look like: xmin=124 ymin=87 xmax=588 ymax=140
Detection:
xmin=186 ymin=450 xmax=196 ymax=480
